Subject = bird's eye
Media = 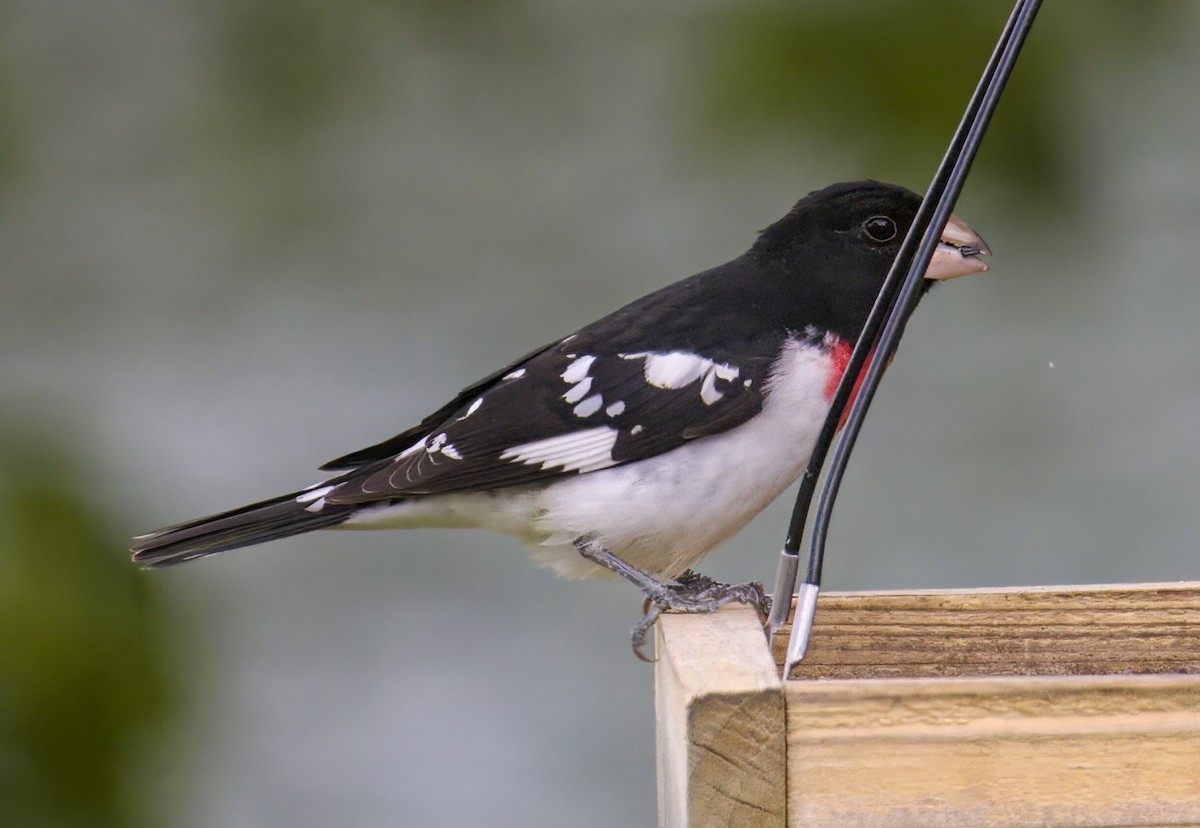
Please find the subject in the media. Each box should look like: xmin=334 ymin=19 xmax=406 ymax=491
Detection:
xmin=862 ymin=215 xmax=897 ymax=243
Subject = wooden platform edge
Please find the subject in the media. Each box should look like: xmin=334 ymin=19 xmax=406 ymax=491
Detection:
xmin=655 ymin=582 xmax=1200 ymax=828
xmin=655 ymin=606 xmax=785 ymax=828
xmin=777 ymin=580 xmax=1200 ymax=679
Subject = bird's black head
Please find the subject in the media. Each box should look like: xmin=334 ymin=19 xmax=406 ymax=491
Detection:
xmin=748 ymin=180 xmax=988 ymax=343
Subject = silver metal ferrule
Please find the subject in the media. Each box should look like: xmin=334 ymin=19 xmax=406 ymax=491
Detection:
xmin=767 ymin=550 xmax=800 ymax=636
xmin=783 ymin=583 xmax=820 ymax=677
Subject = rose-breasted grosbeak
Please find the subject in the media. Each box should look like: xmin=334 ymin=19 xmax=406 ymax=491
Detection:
xmin=132 ymin=180 xmax=989 ymax=654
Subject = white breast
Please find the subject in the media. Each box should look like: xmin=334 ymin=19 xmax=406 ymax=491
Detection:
xmin=527 ymin=336 xmax=834 ymax=578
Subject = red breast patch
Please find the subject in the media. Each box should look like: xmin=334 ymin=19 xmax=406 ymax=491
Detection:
xmin=824 ymin=338 xmax=874 ymax=429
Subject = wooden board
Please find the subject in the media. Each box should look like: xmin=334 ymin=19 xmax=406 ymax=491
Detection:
xmin=655 ymin=582 xmax=1200 ymax=828
xmin=777 ymin=582 xmax=1200 ymax=679
xmin=655 ymin=606 xmax=785 ymax=828
xmin=787 ymin=674 xmax=1200 ymax=826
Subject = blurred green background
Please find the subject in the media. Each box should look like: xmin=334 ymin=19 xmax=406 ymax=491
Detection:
xmin=2 ymin=1 xmax=1198 ymax=825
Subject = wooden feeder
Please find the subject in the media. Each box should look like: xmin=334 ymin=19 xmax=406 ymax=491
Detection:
xmin=655 ymin=582 xmax=1200 ymax=827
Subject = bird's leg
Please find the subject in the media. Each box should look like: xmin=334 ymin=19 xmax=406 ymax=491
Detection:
xmin=573 ymin=537 xmax=771 ymax=661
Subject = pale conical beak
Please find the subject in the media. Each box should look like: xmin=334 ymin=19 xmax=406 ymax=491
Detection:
xmin=925 ymin=214 xmax=991 ymax=280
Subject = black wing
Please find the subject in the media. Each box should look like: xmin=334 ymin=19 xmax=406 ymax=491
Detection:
xmin=326 ymin=332 xmax=784 ymax=503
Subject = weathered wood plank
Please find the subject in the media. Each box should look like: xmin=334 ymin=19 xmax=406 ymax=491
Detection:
xmin=787 ymin=674 xmax=1200 ymax=827
xmin=779 ymin=582 xmax=1200 ymax=826
xmin=656 ymin=583 xmax=1200 ymax=827
xmin=655 ymin=606 xmax=785 ymax=828
xmin=775 ymin=582 xmax=1200 ymax=679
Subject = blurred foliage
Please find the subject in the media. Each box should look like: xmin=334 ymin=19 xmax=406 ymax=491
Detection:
xmin=0 ymin=445 xmax=175 ymax=828
xmin=693 ymin=1 xmax=1173 ymax=206
xmin=219 ymin=0 xmax=363 ymax=133
xmin=0 ymin=75 xmax=15 ymax=186
xmin=215 ymin=0 xmax=509 ymax=136
xmin=201 ymin=0 xmax=1178 ymax=218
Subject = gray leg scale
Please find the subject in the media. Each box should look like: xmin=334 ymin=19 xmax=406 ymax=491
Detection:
xmin=573 ymin=537 xmax=771 ymax=660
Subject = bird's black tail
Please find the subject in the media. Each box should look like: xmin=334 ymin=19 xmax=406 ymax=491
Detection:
xmin=131 ymin=488 xmax=354 ymax=568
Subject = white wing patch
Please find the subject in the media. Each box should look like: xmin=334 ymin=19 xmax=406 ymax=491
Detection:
xmin=500 ymin=426 xmax=618 ymax=473
xmin=700 ymin=363 xmax=740 ymax=405
xmin=620 ymin=351 xmax=740 ymax=405
xmin=573 ymin=394 xmax=604 ymax=418
xmin=296 ymin=485 xmax=334 ymax=504
xmin=296 ymin=484 xmax=334 ymax=502
xmin=561 ymin=354 xmax=607 ymax=418
xmin=296 ymin=484 xmax=335 ymax=512
xmin=561 ymin=355 xmax=595 ymax=384
xmin=393 ymin=431 xmax=464 ymax=466
xmin=562 ymin=376 xmax=593 ymax=404
xmin=427 ymin=432 xmax=463 ymax=461
xmin=397 ymin=438 xmax=428 ymax=460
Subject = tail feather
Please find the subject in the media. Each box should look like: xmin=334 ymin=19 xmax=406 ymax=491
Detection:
xmin=131 ymin=489 xmax=354 ymax=568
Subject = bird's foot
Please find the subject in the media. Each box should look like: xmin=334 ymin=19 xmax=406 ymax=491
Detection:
xmin=572 ymin=538 xmax=769 ymax=662
xmin=629 ymin=570 xmax=771 ymax=662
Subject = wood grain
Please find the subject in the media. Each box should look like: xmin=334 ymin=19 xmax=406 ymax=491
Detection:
xmin=656 ymin=606 xmax=785 ymax=828
xmin=655 ymin=583 xmax=1200 ymax=827
xmin=787 ymin=674 xmax=1200 ymax=826
xmin=775 ymin=582 xmax=1200 ymax=679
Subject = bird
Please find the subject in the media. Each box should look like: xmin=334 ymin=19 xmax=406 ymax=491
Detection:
xmin=131 ymin=180 xmax=989 ymax=656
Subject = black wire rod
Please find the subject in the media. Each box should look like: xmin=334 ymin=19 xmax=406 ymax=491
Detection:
xmin=769 ymin=0 xmax=1045 ymax=675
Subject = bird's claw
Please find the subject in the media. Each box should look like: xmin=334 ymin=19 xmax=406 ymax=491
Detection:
xmin=630 ymin=570 xmax=772 ymax=661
